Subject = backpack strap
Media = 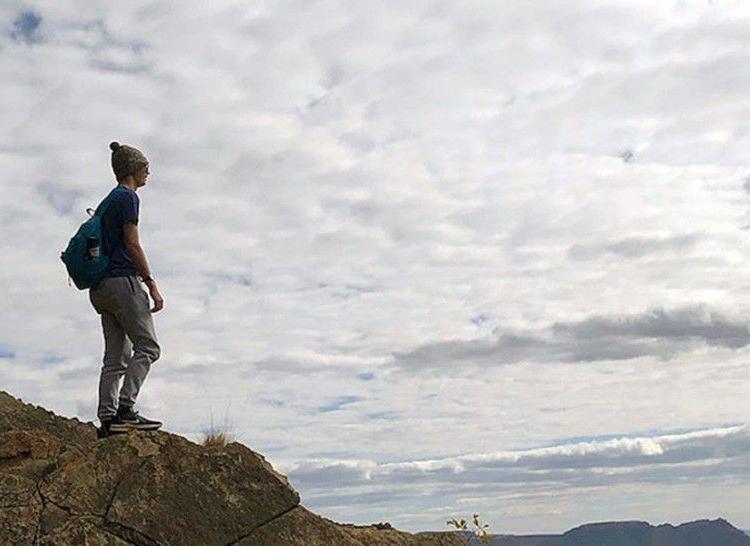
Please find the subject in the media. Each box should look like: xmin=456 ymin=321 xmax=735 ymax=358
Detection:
xmin=93 ymin=186 xmax=128 ymax=217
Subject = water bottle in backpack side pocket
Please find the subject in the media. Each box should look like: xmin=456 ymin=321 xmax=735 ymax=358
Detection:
xmin=86 ymin=237 xmax=100 ymax=260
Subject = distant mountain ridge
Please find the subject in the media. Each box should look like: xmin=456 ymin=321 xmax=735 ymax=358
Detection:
xmin=461 ymin=518 xmax=750 ymax=546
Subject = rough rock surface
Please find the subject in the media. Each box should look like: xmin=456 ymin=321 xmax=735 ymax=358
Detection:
xmin=0 ymin=391 xmax=465 ymax=546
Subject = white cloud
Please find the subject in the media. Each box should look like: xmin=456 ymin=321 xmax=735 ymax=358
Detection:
xmin=285 ymin=426 xmax=750 ymax=532
xmin=2 ymin=0 xmax=750 ymax=535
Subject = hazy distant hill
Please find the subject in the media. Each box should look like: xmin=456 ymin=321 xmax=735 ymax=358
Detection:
xmin=462 ymin=519 xmax=750 ymax=546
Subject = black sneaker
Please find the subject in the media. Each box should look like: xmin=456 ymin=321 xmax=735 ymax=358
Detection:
xmin=97 ymin=417 xmax=128 ymax=439
xmin=110 ymin=406 xmax=162 ymax=432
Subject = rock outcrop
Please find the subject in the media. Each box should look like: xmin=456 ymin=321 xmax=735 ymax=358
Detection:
xmin=0 ymin=391 xmax=465 ymax=546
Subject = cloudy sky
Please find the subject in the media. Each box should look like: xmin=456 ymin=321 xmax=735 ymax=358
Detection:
xmin=2 ymin=0 xmax=750 ymax=535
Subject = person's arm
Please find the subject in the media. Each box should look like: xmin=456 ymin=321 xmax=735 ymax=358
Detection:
xmin=123 ymin=222 xmax=164 ymax=312
xmin=123 ymin=221 xmax=152 ymax=279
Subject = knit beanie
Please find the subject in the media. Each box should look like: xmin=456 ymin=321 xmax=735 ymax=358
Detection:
xmin=110 ymin=141 xmax=149 ymax=181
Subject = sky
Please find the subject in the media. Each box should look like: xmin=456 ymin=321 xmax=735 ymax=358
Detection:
xmin=1 ymin=0 xmax=750 ymax=536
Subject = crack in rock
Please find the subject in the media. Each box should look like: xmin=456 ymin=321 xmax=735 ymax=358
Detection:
xmin=101 ymin=457 xmax=160 ymax=545
xmin=102 ymin=519 xmax=161 ymax=546
xmin=27 ymin=453 xmax=157 ymax=544
xmin=225 ymin=502 xmax=301 ymax=545
xmin=37 ymin=482 xmax=74 ymax=518
xmin=104 ymin=458 xmax=150 ymax=521
xmin=100 ymin=527 xmax=141 ymax=546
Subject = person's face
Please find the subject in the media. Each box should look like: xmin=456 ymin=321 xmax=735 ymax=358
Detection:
xmin=133 ymin=164 xmax=150 ymax=187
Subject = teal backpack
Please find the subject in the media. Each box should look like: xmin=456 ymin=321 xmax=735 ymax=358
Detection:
xmin=60 ymin=186 xmax=127 ymax=290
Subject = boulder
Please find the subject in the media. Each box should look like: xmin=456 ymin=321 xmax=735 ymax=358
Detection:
xmin=0 ymin=391 xmax=465 ymax=546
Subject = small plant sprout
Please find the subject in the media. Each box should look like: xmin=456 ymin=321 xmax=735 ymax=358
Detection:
xmin=446 ymin=512 xmax=491 ymax=545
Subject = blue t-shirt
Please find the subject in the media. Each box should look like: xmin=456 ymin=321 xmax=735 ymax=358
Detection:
xmin=100 ymin=186 xmax=140 ymax=277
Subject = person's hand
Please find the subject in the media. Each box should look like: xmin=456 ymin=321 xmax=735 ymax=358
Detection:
xmin=147 ymin=281 xmax=164 ymax=312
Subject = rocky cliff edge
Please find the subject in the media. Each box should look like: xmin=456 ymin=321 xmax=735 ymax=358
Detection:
xmin=0 ymin=391 xmax=465 ymax=546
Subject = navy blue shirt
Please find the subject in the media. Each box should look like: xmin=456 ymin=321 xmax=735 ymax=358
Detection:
xmin=100 ymin=186 xmax=140 ymax=277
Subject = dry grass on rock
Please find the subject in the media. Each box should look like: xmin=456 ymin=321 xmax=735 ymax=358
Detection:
xmin=201 ymin=429 xmax=236 ymax=448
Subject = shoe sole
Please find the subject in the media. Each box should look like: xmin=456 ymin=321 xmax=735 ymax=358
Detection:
xmin=109 ymin=422 xmax=162 ymax=432
xmin=97 ymin=428 xmax=128 ymax=439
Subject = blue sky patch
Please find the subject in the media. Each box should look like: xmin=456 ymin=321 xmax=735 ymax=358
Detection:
xmin=11 ymin=11 xmax=42 ymax=44
xmin=547 ymin=424 xmax=744 ymax=447
xmin=0 ymin=346 xmax=15 ymax=359
xmin=332 ymin=284 xmax=379 ymax=300
xmin=365 ymin=410 xmax=400 ymax=420
xmin=470 ymin=313 xmax=489 ymax=326
xmin=41 ymin=354 xmax=66 ymax=365
xmin=318 ymin=395 xmax=362 ymax=413
xmin=213 ymin=272 xmax=253 ymax=286
xmin=357 ymin=372 xmax=375 ymax=381
xmin=36 ymin=181 xmax=83 ymax=216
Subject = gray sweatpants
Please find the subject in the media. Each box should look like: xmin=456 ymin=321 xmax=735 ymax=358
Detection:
xmin=89 ymin=275 xmax=160 ymax=421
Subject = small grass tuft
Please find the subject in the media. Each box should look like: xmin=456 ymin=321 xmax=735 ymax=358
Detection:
xmin=201 ymin=429 xmax=235 ymax=448
xmin=200 ymin=408 xmax=238 ymax=448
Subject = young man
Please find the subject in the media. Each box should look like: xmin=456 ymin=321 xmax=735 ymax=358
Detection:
xmin=89 ymin=141 xmax=165 ymax=438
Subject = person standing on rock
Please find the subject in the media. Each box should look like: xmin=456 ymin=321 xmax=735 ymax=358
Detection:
xmin=89 ymin=141 xmax=164 ymax=438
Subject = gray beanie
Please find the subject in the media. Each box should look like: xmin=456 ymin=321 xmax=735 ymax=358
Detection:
xmin=110 ymin=141 xmax=149 ymax=181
